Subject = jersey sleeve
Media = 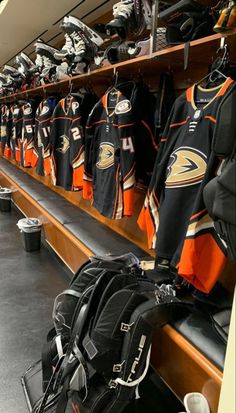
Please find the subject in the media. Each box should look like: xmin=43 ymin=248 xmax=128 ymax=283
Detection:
xmin=83 ymin=112 xmax=95 ymax=200
xmin=48 ymin=111 xmax=58 ymax=185
xmin=137 ymin=102 xmax=179 ymax=248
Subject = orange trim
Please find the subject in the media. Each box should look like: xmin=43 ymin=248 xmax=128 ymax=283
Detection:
xmin=52 ymin=116 xmax=78 ymax=121
xmin=118 ymin=122 xmax=135 ymax=129
xmin=82 ymin=180 xmax=93 ymax=200
xmin=170 ymin=117 xmax=189 ymax=128
xmin=191 ymin=208 xmax=207 ymax=221
xmin=44 ymin=157 xmax=51 ymax=176
xmin=73 ymin=165 xmax=84 ymax=189
xmin=124 ymin=164 xmax=135 ymax=181
xmin=36 ymin=116 xmax=52 ymax=123
xmin=23 ymin=117 xmax=34 ymax=122
xmin=141 ymin=120 xmax=158 ymax=150
xmin=102 ymin=94 xmax=107 ymax=111
xmin=178 ymin=234 xmax=227 ymax=293
xmin=86 ymin=119 xmax=106 ymax=129
xmin=186 ymin=87 xmax=193 ymax=102
xmin=204 ymin=115 xmax=216 ymax=123
xmin=217 ymin=77 xmax=234 ymax=97
xmin=137 ymin=206 xmax=155 ymax=249
xmin=123 ymin=187 xmax=134 ymax=217
xmin=61 ymin=99 xmax=65 ymax=112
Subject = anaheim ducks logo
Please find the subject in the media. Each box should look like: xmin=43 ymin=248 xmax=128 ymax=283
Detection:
xmin=166 ymin=146 xmax=207 ymax=188
xmin=23 ymin=105 xmax=32 ymax=115
xmin=57 ymin=135 xmax=70 ymax=154
xmin=115 ymin=99 xmax=132 ymax=114
xmin=96 ymin=143 xmax=114 ymax=170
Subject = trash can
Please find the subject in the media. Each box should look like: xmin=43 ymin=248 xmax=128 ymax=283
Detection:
xmin=17 ymin=218 xmax=42 ymax=252
xmin=0 ymin=188 xmax=12 ymax=212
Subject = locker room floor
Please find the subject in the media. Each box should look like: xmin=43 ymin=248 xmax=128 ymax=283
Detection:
xmin=0 ymin=205 xmax=183 ymax=413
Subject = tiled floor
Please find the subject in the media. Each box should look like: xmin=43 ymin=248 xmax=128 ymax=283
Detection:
xmin=0 ymin=206 xmax=68 ymax=413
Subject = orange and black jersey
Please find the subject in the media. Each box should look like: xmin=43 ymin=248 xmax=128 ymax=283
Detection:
xmin=0 ymin=105 xmax=12 ymax=158
xmin=50 ymin=96 xmax=84 ymax=191
xmin=20 ymin=100 xmax=38 ymax=167
xmin=10 ymin=104 xmax=23 ymax=162
xmin=83 ymin=81 xmax=157 ymax=219
xmin=32 ymin=98 xmax=56 ymax=176
xmin=138 ymin=77 xmax=235 ymax=293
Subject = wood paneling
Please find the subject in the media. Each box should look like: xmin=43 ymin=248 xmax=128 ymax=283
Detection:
xmin=151 ymin=326 xmax=223 ymax=413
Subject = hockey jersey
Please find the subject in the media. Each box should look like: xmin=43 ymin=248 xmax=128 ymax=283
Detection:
xmin=10 ymin=103 xmax=23 ymax=162
xmin=83 ymin=81 xmax=157 ymax=219
xmin=50 ymin=95 xmax=84 ymax=190
xmin=138 ymin=77 xmax=235 ymax=293
xmin=20 ymin=100 xmax=38 ymax=167
xmin=0 ymin=105 xmax=12 ymax=158
xmin=32 ymin=98 xmax=56 ymax=176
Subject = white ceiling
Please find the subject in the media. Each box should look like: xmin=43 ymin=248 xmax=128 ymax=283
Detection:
xmin=0 ymin=0 xmax=115 ymax=69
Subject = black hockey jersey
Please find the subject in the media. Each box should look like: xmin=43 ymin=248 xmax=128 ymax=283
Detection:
xmin=138 ymin=77 xmax=235 ymax=293
xmin=20 ymin=100 xmax=38 ymax=167
xmin=10 ymin=103 xmax=23 ymax=162
xmin=0 ymin=105 xmax=12 ymax=158
xmin=50 ymin=96 xmax=84 ymax=190
xmin=32 ymin=98 xmax=56 ymax=176
xmin=83 ymin=81 xmax=157 ymax=219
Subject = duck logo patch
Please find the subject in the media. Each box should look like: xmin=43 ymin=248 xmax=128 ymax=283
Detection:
xmin=23 ymin=106 xmax=32 ymax=115
xmin=166 ymin=146 xmax=207 ymax=188
xmin=41 ymin=105 xmax=50 ymax=115
xmin=115 ymin=99 xmax=131 ymax=114
xmin=57 ymin=135 xmax=70 ymax=154
xmin=96 ymin=143 xmax=114 ymax=169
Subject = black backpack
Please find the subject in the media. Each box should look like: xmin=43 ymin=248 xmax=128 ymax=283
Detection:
xmin=41 ymin=253 xmax=142 ymax=393
xmin=35 ymin=255 xmax=190 ymax=413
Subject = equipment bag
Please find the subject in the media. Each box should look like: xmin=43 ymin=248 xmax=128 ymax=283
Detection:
xmin=37 ymin=271 xmax=191 ymax=413
xmin=41 ymin=253 xmax=141 ymax=392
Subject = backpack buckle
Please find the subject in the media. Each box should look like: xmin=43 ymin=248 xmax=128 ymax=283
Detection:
xmin=109 ymin=380 xmax=118 ymax=389
xmin=120 ymin=322 xmax=134 ymax=332
xmin=113 ymin=360 xmax=125 ymax=372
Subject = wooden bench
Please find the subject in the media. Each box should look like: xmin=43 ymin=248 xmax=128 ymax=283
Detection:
xmin=0 ymin=157 xmax=226 ymax=413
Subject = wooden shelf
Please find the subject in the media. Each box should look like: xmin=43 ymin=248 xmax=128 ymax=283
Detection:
xmin=1 ymin=30 xmax=236 ymax=101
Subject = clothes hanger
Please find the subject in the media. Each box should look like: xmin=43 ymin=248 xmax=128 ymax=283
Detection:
xmin=195 ymin=42 xmax=228 ymax=88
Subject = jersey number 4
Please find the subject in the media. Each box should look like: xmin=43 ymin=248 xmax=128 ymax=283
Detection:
xmin=121 ymin=137 xmax=134 ymax=153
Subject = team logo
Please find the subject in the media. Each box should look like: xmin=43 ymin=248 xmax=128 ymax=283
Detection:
xmin=72 ymin=101 xmax=79 ymax=115
xmin=41 ymin=105 xmax=50 ymax=115
xmin=57 ymin=135 xmax=70 ymax=154
xmin=23 ymin=106 xmax=32 ymax=115
xmin=13 ymin=108 xmax=20 ymax=116
xmin=166 ymin=146 xmax=207 ymax=188
xmin=96 ymin=143 xmax=114 ymax=170
xmin=115 ymin=99 xmax=132 ymax=114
